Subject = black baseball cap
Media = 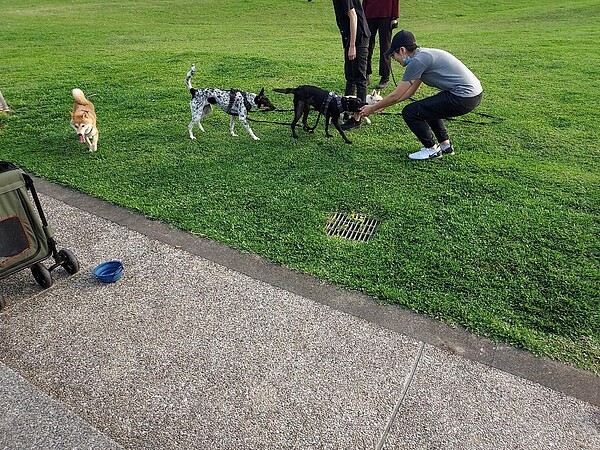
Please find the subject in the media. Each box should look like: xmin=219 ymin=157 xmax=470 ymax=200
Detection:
xmin=385 ymin=30 xmax=416 ymax=57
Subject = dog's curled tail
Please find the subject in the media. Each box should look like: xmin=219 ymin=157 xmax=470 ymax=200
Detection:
xmin=72 ymin=88 xmax=91 ymax=105
xmin=273 ymin=88 xmax=296 ymax=94
xmin=185 ymin=64 xmax=196 ymax=94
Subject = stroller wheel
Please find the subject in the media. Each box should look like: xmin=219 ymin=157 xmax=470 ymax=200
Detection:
xmin=59 ymin=249 xmax=80 ymax=275
xmin=31 ymin=263 xmax=53 ymax=289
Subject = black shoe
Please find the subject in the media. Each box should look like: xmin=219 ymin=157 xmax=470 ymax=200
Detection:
xmin=376 ymin=78 xmax=389 ymax=89
xmin=341 ymin=118 xmax=362 ymax=131
xmin=441 ymin=145 xmax=455 ymax=155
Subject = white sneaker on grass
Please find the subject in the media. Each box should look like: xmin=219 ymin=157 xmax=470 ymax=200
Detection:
xmin=408 ymin=146 xmax=442 ymax=160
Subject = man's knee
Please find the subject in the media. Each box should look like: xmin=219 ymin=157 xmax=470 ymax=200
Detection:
xmin=402 ymin=102 xmax=419 ymax=121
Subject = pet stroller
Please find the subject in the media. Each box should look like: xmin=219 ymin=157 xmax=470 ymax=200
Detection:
xmin=0 ymin=161 xmax=79 ymax=309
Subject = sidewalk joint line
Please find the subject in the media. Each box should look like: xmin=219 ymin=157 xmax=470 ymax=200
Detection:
xmin=376 ymin=341 xmax=425 ymax=450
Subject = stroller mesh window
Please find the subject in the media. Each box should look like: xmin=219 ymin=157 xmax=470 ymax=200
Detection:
xmin=0 ymin=216 xmax=30 ymax=263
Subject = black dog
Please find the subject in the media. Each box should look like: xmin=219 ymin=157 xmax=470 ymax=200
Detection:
xmin=273 ymin=86 xmax=365 ymax=144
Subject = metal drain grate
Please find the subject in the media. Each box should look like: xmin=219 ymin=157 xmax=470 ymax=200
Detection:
xmin=326 ymin=212 xmax=379 ymax=242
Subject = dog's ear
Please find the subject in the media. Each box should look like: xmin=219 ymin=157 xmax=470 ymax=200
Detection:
xmin=370 ymin=89 xmax=377 ymax=96
xmin=258 ymin=88 xmax=265 ymax=96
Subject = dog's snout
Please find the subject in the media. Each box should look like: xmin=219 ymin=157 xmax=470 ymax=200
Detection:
xmin=260 ymin=100 xmax=276 ymax=111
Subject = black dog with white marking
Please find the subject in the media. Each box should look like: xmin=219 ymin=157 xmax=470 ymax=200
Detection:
xmin=273 ymin=85 xmax=365 ymax=144
xmin=185 ymin=64 xmax=275 ymax=141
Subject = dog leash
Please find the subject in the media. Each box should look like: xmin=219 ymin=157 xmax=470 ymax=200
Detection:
xmin=246 ymin=109 xmax=293 ymax=126
xmin=249 ymin=105 xmax=502 ymax=127
xmin=247 ymin=108 xmax=324 ymax=129
xmin=375 ymin=108 xmax=504 ymax=125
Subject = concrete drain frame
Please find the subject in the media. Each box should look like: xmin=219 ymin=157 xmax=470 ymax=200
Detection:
xmin=326 ymin=212 xmax=379 ymax=242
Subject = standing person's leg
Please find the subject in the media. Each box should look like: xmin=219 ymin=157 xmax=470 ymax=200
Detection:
xmin=366 ymin=19 xmax=379 ymax=84
xmin=341 ymin=43 xmax=369 ymax=130
xmin=343 ymin=46 xmax=368 ymax=100
xmin=342 ymin=39 xmax=356 ymax=97
xmin=377 ymin=18 xmax=393 ymax=88
xmin=355 ymin=44 xmax=369 ymax=102
xmin=344 ymin=66 xmax=355 ymax=96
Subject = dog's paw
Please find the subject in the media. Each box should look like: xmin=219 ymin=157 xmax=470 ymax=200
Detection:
xmin=189 ymin=135 xmax=196 ymax=140
xmin=253 ymin=136 xmax=260 ymax=141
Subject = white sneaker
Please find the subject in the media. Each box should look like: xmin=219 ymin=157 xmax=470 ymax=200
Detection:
xmin=408 ymin=146 xmax=442 ymax=160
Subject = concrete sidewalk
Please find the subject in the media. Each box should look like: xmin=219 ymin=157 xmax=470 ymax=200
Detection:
xmin=0 ymin=179 xmax=598 ymax=449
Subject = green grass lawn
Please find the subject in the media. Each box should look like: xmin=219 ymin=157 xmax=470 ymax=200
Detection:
xmin=1 ymin=0 xmax=598 ymax=372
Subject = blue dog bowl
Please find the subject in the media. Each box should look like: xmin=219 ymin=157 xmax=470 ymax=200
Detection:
xmin=93 ymin=260 xmax=124 ymax=283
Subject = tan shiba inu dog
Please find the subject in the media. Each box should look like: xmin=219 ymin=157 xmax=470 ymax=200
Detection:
xmin=70 ymin=88 xmax=98 ymax=152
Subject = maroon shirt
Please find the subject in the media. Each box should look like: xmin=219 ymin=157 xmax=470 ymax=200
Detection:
xmin=363 ymin=0 xmax=399 ymax=19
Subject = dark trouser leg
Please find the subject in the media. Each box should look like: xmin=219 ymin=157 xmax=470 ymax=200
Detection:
xmin=378 ymin=18 xmax=392 ymax=80
xmin=366 ymin=19 xmax=379 ymax=78
xmin=402 ymin=91 xmax=483 ymax=148
xmin=344 ymin=80 xmax=355 ymax=97
xmin=355 ymin=45 xmax=369 ymax=102
xmin=343 ymin=41 xmax=356 ymax=97
xmin=344 ymin=43 xmax=369 ymax=102
xmin=367 ymin=18 xmax=392 ymax=82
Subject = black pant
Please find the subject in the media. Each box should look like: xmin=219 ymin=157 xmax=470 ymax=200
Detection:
xmin=402 ymin=91 xmax=483 ymax=148
xmin=342 ymin=36 xmax=369 ymax=102
xmin=366 ymin=17 xmax=393 ymax=81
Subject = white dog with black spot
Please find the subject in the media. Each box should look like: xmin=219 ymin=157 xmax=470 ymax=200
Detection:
xmin=185 ymin=64 xmax=275 ymax=141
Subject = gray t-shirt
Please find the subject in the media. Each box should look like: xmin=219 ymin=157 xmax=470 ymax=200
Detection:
xmin=402 ymin=48 xmax=483 ymax=97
